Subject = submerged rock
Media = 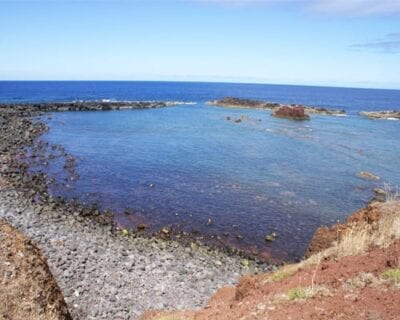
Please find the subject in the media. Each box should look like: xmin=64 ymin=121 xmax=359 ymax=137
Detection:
xmin=265 ymin=232 xmax=277 ymax=242
xmin=357 ymin=171 xmax=380 ymax=181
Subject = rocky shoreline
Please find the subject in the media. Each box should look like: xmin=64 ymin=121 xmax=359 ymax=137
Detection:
xmin=0 ymin=102 xmax=272 ymax=319
xmin=0 ymin=185 xmax=268 ymax=319
xmin=1 ymin=100 xmax=399 ymax=319
xmin=0 ymin=100 xmax=191 ymax=113
xmin=207 ymin=97 xmax=346 ymax=116
xmin=0 ymin=102 xmax=278 ymax=262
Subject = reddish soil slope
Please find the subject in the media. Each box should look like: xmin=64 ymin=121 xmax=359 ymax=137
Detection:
xmin=0 ymin=220 xmax=71 ymax=320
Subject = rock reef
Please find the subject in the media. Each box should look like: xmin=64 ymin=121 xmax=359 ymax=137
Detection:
xmin=359 ymin=110 xmax=400 ymax=120
xmin=0 ymin=100 xmax=186 ymax=113
xmin=207 ymin=97 xmax=346 ymax=116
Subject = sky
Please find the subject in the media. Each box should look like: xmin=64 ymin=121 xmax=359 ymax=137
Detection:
xmin=0 ymin=0 xmax=399 ymax=89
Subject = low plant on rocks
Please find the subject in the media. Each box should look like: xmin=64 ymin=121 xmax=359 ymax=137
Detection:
xmin=382 ymin=268 xmax=400 ymax=286
xmin=286 ymin=285 xmax=332 ymax=301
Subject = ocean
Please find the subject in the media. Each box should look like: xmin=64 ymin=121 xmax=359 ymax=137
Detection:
xmin=1 ymin=81 xmax=399 ymax=260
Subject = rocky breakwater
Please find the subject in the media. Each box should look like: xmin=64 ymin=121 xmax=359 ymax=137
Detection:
xmin=0 ymin=100 xmax=187 ymax=113
xmin=359 ymin=110 xmax=400 ymax=120
xmin=207 ymin=97 xmax=346 ymax=117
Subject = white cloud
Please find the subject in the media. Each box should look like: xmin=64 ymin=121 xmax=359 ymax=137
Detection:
xmin=351 ymin=33 xmax=400 ymax=53
xmin=310 ymin=0 xmax=400 ymax=16
xmin=3 ymin=0 xmax=400 ymax=16
xmin=193 ymin=0 xmax=400 ymax=16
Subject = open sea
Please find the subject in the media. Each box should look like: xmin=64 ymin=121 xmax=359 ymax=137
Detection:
xmin=1 ymin=81 xmax=400 ymax=261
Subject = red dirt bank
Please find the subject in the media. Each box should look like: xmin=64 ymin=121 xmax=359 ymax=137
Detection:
xmin=306 ymin=201 xmax=385 ymax=258
xmin=0 ymin=220 xmax=71 ymax=320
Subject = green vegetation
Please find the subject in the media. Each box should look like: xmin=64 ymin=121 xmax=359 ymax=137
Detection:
xmin=287 ymin=287 xmax=307 ymax=300
xmin=271 ymin=270 xmax=290 ymax=282
xmin=286 ymin=285 xmax=332 ymax=301
xmin=382 ymin=268 xmax=400 ymax=284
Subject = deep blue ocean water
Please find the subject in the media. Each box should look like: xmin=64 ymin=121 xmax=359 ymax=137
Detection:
xmin=1 ymin=81 xmax=400 ymax=113
xmin=1 ymin=81 xmax=399 ymax=260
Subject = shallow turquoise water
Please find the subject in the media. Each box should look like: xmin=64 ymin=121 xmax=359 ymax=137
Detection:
xmin=38 ymin=104 xmax=400 ymax=260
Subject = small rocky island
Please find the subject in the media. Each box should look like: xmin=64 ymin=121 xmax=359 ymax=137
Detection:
xmin=207 ymin=97 xmax=346 ymax=118
xmin=359 ymin=110 xmax=400 ymax=120
xmin=272 ymin=105 xmax=310 ymax=120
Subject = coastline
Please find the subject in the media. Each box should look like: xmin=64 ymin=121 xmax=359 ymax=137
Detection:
xmin=0 ymin=185 xmax=266 ymax=319
xmin=1 ymin=100 xmax=399 ymax=319
xmin=0 ymin=102 xmax=281 ymax=262
xmin=0 ymin=102 xmax=271 ymax=318
xmin=1 ymin=100 xmax=397 ymax=263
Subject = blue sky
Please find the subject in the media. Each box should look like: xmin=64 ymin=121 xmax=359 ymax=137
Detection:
xmin=0 ymin=0 xmax=399 ymax=89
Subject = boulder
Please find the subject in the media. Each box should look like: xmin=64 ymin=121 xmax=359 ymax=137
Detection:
xmin=272 ymin=106 xmax=310 ymax=120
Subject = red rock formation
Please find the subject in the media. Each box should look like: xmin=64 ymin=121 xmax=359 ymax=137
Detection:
xmin=272 ymin=105 xmax=310 ymax=120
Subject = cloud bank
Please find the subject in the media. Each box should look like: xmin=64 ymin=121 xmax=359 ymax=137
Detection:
xmin=351 ymin=33 xmax=400 ymax=54
xmin=194 ymin=0 xmax=400 ymax=16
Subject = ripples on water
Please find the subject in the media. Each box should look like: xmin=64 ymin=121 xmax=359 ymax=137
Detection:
xmin=34 ymin=104 xmax=400 ymax=260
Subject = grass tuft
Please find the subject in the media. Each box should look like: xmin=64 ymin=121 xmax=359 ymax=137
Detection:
xmin=287 ymin=287 xmax=307 ymax=300
xmin=271 ymin=270 xmax=290 ymax=282
xmin=286 ymin=285 xmax=332 ymax=301
xmin=345 ymin=272 xmax=382 ymax=289
xmin=382 ymin=268 xmax=400 ymax=285
xmin=306 ymin=197 xmax=400 ymax=265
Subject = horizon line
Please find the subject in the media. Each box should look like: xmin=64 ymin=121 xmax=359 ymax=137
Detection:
xmin=0 ymin=79 xmax=399 ymax=91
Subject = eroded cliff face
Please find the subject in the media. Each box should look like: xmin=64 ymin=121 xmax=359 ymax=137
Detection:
xmin=0 ymin=220 xmax=72 ymax=320
xmin=306 ymin=200 xmax=385 ymax=258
